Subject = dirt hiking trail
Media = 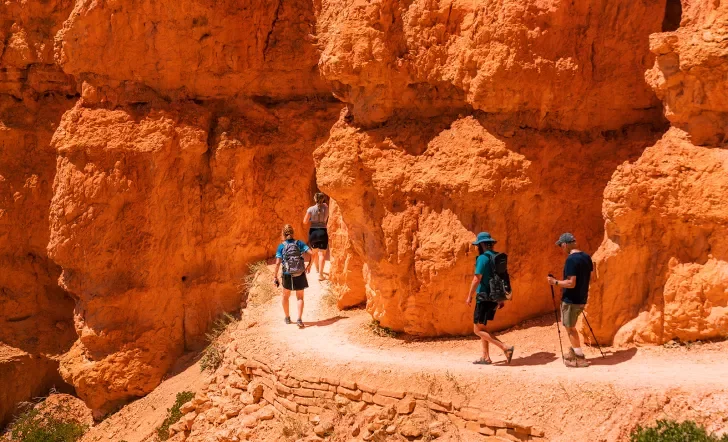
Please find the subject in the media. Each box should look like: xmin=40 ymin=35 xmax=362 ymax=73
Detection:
xmin=240 ymin=263 xmax=728 ymax=441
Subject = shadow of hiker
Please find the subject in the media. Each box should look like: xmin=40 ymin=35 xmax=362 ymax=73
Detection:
xmin=587 ymin=347 xmax=638 ymax=366
xmin=495 ymin=351 xmax=558 ymax=367
xmin=305 ymin=316 xmax=346 ymax=327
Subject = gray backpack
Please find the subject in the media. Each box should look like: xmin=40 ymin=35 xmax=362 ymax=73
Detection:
xmin=281 ymin=241 xmax=305 ymax=277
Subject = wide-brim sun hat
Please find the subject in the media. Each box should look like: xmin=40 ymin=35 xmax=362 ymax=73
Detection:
xmin=472 ymin=232 xmax=497 ymax=245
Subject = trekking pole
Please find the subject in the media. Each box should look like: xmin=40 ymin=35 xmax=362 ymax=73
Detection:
xmin=547 ymin=274 xmax=565 ymax=364
xmin=581 ymin=312 xmax=606 ymax=358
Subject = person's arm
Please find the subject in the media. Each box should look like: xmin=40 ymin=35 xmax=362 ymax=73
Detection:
xmin=548 ymin=275 xmax=576 ymax=288
xmin=274 ymin=258 xmax=281 ymax=284
xmin=303 ymin=209 xmax=311 ymax=226
xmin=305 ymin=250 xmax=314 ymax=273
xmin=466 ymin=274 xmax=482 ymax=306
xmin=548 ymin=258 xmax=577 ymax=288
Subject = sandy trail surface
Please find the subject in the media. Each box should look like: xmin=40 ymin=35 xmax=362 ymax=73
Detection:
xmin=80 ymin=262 xmax=728 ymax=442
xmin=241 ymin=263 xmax=728 ymax=441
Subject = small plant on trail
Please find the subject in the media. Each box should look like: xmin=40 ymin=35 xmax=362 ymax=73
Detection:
xmin=7 ymin=407 xmax=87 ymax=442
xmin=367 ymin=319 xmax=397 ymax=338
xmin=199 ymin=312 xmax=237 ymax=372
xmin=281 ymin=414 xmax=308 ymax=439
xmin=156 ymin=391 xmax=195 ymax=441
xmin=240 ymin=261 xmax=277 ymax=307
xmin=630 ymin=420 xmax=728 ymax=442
xmin=445 ymin=371 xmax=474 ymax=403
xmin=416 ymin=372 xmax=443 ymax=397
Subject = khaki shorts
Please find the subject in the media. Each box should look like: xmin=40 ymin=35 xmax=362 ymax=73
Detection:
xmin=561 ymin=303 xmax=585 ymax=328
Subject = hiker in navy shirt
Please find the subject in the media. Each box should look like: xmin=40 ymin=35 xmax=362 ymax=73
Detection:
xmin=547 ymin=233 xmax=594 ymax=367
xmin=274 ymin=225 xmax=313 ymax=328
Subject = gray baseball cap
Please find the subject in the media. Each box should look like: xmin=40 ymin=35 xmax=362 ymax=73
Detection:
xmin=556 ymin=232 xmax=576 ymax=246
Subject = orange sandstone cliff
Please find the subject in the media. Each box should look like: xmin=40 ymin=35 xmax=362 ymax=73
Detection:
xmin=0 ymin=0 xmax=727 ymax=421
xmin=587 ymin=0 xmax=728 ymax=345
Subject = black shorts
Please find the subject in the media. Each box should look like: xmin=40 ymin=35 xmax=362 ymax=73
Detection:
xmin=282 ymin=273 xmax=309 ymax=291
xmin=308 ymin=228 xmax=329 ymax=250
xmin=473 ymin=300 xmax=498 ymax=325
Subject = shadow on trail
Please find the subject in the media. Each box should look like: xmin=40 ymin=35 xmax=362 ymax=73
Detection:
xmin=305 ymin=316 xmax=346 ymax=327
xmin=587 ymin=347 xmax=638 ymax=366
xmin=495 ymin=351 xmax=558 ymax=367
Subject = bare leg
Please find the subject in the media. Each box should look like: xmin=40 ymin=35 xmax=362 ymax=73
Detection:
xmin=311 ymin=249 xmax=320 ymax=274
xmin=282 ymin=289 xmax=291 ymax=318
xmin=473 ymin=324 xmax=508 ymax=353
xmin=318 ymin=250 xmax=326 ymax=280
xmin=474 ymin=324 xmax=490 ymax=360
xmin=566 ymin=326 xmax=581 ymax=349
xmin=296 ymin=291 xmax=304 ymax=320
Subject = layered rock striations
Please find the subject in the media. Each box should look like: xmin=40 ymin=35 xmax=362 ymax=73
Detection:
xmin=587 ymin=0 xmax=728 ymax=345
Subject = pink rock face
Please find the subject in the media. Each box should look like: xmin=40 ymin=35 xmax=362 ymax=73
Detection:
xmin=316 ymin=0 xmax=663 ymax=129
xmin=587 ymin=128 xmax=728 ymax=345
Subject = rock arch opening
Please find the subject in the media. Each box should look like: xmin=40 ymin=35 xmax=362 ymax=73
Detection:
xmin=662 ymin=0 xmax=683 ymax=32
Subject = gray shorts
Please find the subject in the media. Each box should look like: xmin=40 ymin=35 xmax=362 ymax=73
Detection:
xmin=561 ymin=303 xmax=585 ymax=328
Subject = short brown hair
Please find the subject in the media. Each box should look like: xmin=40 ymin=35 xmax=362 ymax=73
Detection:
xmin=282 ymin=224 xmax=294 ymax=239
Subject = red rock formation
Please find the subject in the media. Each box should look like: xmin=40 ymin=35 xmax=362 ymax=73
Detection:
xmin=587 ymin=1 xmax=728 ymax=345
xmin=587 ymin=128 xmax=728 ymax=345
xmin=0 ymin=0 xmax=77 ymax=426
xmin=315 ymin=0 xmax=668 ymax=334
xmin=316 ymin=114 xmax=662 ymax=334
xmin=44 ymin=0 xmax=339 ymax=415
xmin=316 ymin=0 xmax=663 ymax=129
xmin=327 ymin=201 xmax=367 ymax=309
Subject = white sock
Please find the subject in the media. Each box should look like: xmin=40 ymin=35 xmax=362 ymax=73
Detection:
xmin=573 ymin=347 xmax=584 ymax=357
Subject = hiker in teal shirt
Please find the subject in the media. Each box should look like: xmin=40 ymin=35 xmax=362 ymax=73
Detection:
xmin=466 ymin=232 xmax=514 ymax=365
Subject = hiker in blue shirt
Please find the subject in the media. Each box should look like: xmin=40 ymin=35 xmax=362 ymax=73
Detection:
xmin=466 ymin=232 xmax=514 ymax=365
xmin=274 ymin=224 xmax=313 ymax=328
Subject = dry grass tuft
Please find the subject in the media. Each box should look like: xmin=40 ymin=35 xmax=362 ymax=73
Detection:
xmin=241 ymin=261 xmax=277 ymax=307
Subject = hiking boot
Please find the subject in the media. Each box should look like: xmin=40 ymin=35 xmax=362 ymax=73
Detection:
xmin=296 ymin=319 xmax=305 ymax=328
xmin=565 ymin=348 xmax=590 ymax=368
xmin=284 ymin=317 xmax=292 ymax=325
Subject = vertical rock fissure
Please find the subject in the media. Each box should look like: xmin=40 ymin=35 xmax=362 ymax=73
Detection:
xmin=263 ymin=0 xmax=283 ymax=61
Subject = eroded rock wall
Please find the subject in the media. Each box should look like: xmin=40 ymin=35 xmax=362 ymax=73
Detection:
xmin=587 ymin=0 xmax=728 ymax=345
xmin=0 ymin=0 xmax=77 ymax=426
xmin=315 ymin=0 xmax=669 ymax=334
xmin=43 ymin=0 xmax=340 ymax=416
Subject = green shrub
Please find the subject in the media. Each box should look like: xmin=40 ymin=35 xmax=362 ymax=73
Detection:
xmin=156 ymin=391 xmax=196 ymax=441
xmin=631 ymin=420 xmax=728 ymax=442
xmin=7 ymin=408 xmax=87 ymax=442
xmin=199 ymin=343 xmax=223 ymax=372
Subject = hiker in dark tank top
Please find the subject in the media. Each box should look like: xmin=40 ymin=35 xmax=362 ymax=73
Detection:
xmin=547 ymin=232 xmax=594 ymax=367
xmin=303 ymin=192 xmax=329 ymax=281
